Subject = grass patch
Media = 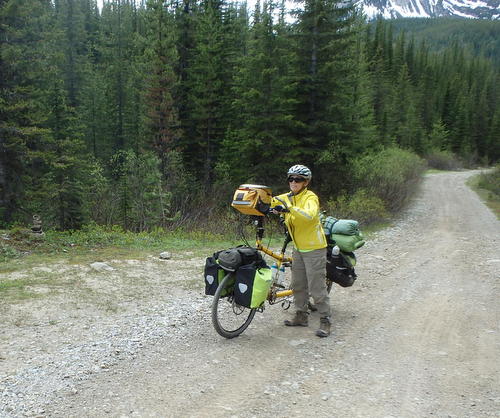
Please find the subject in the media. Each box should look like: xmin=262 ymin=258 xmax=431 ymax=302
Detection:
xmin=0 ymin=223 xmax=242 ymax=271
xmin=0 ymin=277 xmax=46 ymax=301
xmin=360 ymin=221 xmax=393 ymax=238
xmin=467 ymin=167 xmax=500 ymax=219
xmin=425 ymin=168 xmax=448 ymax=174
xmin=0 ymin=272 xmax=81 ymax=301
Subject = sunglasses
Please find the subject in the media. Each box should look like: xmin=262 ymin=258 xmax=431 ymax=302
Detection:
xmin=288 ymin=177 xmax=306 ymax=183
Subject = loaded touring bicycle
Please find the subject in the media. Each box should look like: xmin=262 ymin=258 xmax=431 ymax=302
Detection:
xmin=204 ymin=184 xmax=364 ymax=339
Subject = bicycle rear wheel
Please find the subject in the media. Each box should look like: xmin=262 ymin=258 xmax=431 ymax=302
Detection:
xmin=211 ymin=272 xmax=256 ymax=339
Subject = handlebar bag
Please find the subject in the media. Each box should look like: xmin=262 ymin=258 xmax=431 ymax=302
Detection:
xmin=234 ymin=264 xmax=272 ymax=308
xmin=204 ymin=253 xmax=234 ymax=296
xmin=231 ymin=184 xmax=272 ymax=216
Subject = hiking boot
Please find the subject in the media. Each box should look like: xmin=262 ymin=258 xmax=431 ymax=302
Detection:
xmin=315 ymin=317 xmax=331 ymax=337
xmin=284 ymin=311 xmax=309 ymax=327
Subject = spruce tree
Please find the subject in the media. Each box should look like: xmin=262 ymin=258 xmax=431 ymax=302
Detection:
xmin=221 ymin=0 xmax=298 ymax=185
xmin=179 ymin=0 xmax=231 ymax=186
xmin=292 ymin=0 xmax=363 ymax=194
xmin=0 ymin=0 xmax=53 ymax=225
xmin=143 ymin=0 xmax=181 ymax=172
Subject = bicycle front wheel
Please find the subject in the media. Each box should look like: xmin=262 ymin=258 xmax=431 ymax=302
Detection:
xmin=211 ymin=272 xmax=256 ymax=339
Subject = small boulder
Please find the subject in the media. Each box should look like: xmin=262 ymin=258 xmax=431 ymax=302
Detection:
xmin=159 ymin=251 xmax=171 ymax=260
xmin=90 ymin=262 xmax=114 ymax=271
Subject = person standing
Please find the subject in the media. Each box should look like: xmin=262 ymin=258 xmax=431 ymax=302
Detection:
xmin=271 ymin=165 xmax=331 ymax=337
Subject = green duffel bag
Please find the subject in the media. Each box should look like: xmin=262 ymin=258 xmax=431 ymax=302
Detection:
xmin=330 ymin=233 xmax=365 ymax=253
xmin=234 ymin=264 xmax=272 ymax=309
xmin=331 ymin=219 xmax=359 ymax=236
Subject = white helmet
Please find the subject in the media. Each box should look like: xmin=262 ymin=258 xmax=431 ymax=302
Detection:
xmin=287 ymin=164 xmax=312 ymax=180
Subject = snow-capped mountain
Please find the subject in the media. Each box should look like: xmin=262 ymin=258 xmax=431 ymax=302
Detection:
xmin=358 ymin=0 xmax=500 ymax=20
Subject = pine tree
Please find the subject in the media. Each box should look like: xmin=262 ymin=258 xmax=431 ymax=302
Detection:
xmin=221 ymin=0 xmax=298 ymax=185
xmin=36 ymin=77 xmax=92 ymax=229
xmin=54 ymin=0 xmax=89 ymax=107
xmin=179 ymin=0 xmax=233 ymax=186
xmin=428 ymin=118 xmax=450 ymax=151
xmin=143 ymin=0 xmax=181 ymax=171
xmin=0 ymin=0 xmax=53 ymax=225
xmin=292 ymin=0 xmax=364 ymax=194
xmin=392 ymin=63 xmax=424 ymax=153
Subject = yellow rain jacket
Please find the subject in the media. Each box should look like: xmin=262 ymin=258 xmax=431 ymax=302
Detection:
xmin=271 ymin=188 xmax=327 ymax=251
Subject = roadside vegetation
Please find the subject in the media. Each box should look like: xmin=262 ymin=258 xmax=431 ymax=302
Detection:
xmin=467 ymin=166 xmax=500 ymax=219
xmin=1 ymin=147 xmax=427 ymax=269
xmin=0 ymin=224 xmax=239 ymax=266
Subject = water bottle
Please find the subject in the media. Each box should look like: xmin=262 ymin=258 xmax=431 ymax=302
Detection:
xmin=270 ymin=263 xmax=279 ymax=283
xmin=276 ymin=265 xmax=286 ymax=287
xmin=331 ymin=245 xmax=340 ymax=255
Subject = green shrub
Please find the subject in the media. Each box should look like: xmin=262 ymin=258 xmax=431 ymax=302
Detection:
xmin=352 ymin=147 xmax=425 ymax=212
xmin=425 ymin=150 xmax=463 ymax=170
xmin=0 ymin=242 xmax=21 ymax=262
xmin=476 ymin=166 xmax=500 ymax=197
xmin=325 ymin=189 xmax=389 ymax=224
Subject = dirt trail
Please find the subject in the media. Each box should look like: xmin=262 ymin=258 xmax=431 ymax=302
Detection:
xmin=1 ymin=170 xmax=499 ymax=418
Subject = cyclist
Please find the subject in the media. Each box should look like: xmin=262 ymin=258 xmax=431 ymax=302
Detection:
xmin=271 ymin=164 xmax=331 ymax=337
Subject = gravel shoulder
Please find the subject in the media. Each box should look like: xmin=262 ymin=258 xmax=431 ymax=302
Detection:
xmin=1 ymin=170 xmax=499 ymax=418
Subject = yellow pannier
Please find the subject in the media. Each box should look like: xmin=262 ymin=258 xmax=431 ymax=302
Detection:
xmin=231 ymin=184 xmax=272 ymax=216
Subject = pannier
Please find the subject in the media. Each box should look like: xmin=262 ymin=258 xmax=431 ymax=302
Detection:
xmin=326 ymin=249 xmax=357 ymax=288
xmin=233 ymin=264 xmax=273 ymax=308
xmin=204 ymin=246 xmax=267 ymax=297
xmin=204 ymin=252 xmax=234 ymax=296
xmin=231 ymin=184 xmax=272 ymax=216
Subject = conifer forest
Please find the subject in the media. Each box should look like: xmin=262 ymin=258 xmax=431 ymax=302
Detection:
xmin=1 ymin=0 xmax=499 ymax=231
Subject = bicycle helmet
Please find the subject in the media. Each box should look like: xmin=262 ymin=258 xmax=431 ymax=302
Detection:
xmin=287 ymin=164 xmax=312 ymax=180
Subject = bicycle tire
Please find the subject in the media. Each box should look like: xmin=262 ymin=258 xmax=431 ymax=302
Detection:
xmin=211 ymin=272 xmax=257 ymax=339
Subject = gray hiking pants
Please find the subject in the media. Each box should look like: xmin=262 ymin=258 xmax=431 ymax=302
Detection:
xmin=291 ymin=247 xmax=331 ymax=318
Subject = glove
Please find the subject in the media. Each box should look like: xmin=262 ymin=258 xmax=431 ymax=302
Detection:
xmin=273 ymin=205 xmax=288 ymax=213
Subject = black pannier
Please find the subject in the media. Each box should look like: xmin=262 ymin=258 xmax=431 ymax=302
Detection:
xmin=204 ymin=247 xmax=266 ymax=296
xmin=204 ymin=252 xmax=234 ymax=296
xmin=233 ymin=263 xmax=272 ymax=308
xmin=326 ymin=250 xmax=357 ymax=288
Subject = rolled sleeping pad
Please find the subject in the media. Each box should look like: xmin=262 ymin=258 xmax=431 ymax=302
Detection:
xmin=331 ymin=219 xmax=359 ymax=236
xmin=329 ymin=233 xmax=365 ymax=253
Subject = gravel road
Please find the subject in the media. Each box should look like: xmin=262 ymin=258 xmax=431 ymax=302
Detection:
xmin=1 ymin=170 xmax=499 ymax=418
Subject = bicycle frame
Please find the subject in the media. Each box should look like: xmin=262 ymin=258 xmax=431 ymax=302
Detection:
xmin=253 ymin=217 xmax=294 ymax=302
xmin=210 ymin=214 xmax=294 ymax=339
